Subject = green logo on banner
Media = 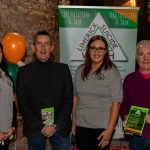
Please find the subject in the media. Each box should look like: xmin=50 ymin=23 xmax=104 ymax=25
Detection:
xmin=69 ymin=12 xmax=128 ymax=62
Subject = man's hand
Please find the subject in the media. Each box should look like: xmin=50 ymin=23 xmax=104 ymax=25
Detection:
xmin=41 ymin=125 xmax=56 ymax=138
xmin=122 ymin=119 xmax=133 ymax=136
xmin=144 ymin=114 xmax=150 ymax=124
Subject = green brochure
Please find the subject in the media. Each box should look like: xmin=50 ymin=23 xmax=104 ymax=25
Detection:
xmin=124 ymin=106 xmax=149 ymax=136
xmin=41 ymin=107 xmax=54 ymax=125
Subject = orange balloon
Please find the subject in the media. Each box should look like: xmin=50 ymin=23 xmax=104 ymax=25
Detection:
xmin=2 ymin=32 xmax=26 ymax=63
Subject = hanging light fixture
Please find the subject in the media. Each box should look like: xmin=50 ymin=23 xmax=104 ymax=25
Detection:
xmin=131 ymin=0 xmax=136 ymax=7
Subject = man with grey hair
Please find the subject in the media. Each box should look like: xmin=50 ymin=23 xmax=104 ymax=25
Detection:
xmin=120 ymin=40 xmax=150 ymax=150
xmin=136 ymin=40 xmax=150 ymax=53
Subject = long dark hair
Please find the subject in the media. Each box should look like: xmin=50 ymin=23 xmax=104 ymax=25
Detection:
xmin=0 ymin=42 xmax=13 ymax=83
xmin=81 ymin=35 xmax=115 ymax=80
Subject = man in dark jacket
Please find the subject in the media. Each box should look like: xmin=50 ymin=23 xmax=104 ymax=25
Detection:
xmin=16 ymin=30 xmax=73 ymax=150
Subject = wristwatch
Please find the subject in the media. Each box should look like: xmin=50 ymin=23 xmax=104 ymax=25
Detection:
xmin=53 ymin=124 xmax=59 ymax=131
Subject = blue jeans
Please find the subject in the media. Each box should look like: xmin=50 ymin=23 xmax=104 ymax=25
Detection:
xmin=129 ymin=136 xmax=150 ymax=150
xmin=27 ymin=132 xmax=70 ymax=150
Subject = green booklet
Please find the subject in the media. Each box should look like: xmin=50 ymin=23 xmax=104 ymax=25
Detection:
xmin=41 ymin=107 xmax=54 ymax=125
xmin=124 ymin=105 xmax=149 ymax=136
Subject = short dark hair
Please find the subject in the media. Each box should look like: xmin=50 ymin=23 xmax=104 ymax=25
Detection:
xmin=32 ymin=30 xmax=55 ymax=61
xmin=81 ymin=35 xmax=115 ymax=80
xmin=33 ymin=30 xmax=52 ymax=45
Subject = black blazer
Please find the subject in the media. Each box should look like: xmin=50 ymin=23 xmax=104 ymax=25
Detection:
xmin=16 ymin=60 xmax=73 ymax=138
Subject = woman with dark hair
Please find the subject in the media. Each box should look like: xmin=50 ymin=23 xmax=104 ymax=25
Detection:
xmin=72 ymin=35 xmax=122 ymax=150
xmin=0 ymin=42 xmax=16 ymax=150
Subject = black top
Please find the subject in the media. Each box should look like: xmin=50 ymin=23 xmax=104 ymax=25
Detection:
xmin=16 ymin=59 xmax=73 ymax=138
xmin=35 ymin=59 xmax=54 ymax=107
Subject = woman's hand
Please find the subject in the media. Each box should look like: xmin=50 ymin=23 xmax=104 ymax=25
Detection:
xmin=0 ymin=131 xmax=4 ymax=141
xmin=97 ymin=129 xmax=112 ymax=148
xmin=97 ymin=102 xmax=121 ymax=148
xmin=71 ymin=123 xmax=76 ymax=136
xmin=71 ymin=96 xmax=78 ymax=136
xmin=3 ymin=127 xmax=15 ymax=140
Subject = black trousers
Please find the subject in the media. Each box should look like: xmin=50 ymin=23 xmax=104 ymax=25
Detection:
xmin=0 ymin=139 xmax=9 ymax=150
xmin=76 ymin=126 xmax=113 ymax=150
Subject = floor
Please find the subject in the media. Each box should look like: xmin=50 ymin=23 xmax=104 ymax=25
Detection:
xmin=9 ymin=137 xmax=52 ymax=150
xmin=9 ymin=116 xmax=129 ymax=150
xmin=9 ymin=137 xmax=129 ymax=150
xmin=9 ymin=113 xmax=53 ymax=150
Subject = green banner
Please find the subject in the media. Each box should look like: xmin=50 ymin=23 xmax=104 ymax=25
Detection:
xmin=59 ymin=7 xmax=138 ymax=29
xmin=58 ymin=5 xmax=139 ymax=138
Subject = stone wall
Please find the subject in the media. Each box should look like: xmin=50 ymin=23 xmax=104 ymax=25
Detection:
xmin=0 ymin=0 xmax=70 ymax=63
xmin=0 ymin=0 xmax=142 ymax=64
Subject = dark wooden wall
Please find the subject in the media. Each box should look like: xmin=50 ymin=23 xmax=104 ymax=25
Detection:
xmin=137 ymin=0 xmax=150 ymax=42
xmin=70 ymin=0 xmax=150 ymax=42
xmin=70 ymin=0 xmax=104 ymax=6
